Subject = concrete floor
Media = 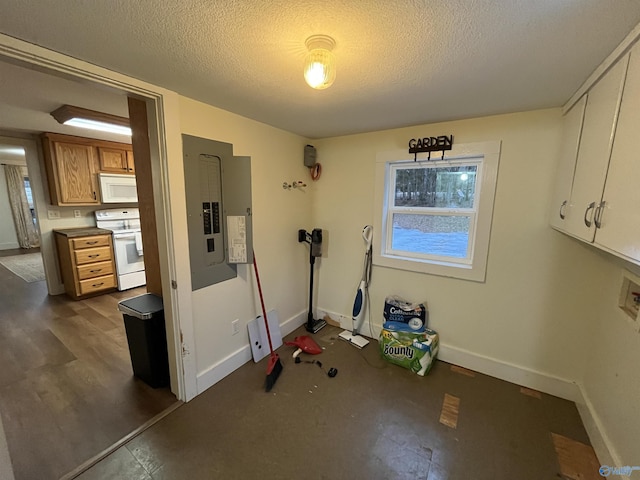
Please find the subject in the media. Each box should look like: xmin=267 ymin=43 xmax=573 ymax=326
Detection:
xmin=75 ymin=325 xmax=600 ymax=480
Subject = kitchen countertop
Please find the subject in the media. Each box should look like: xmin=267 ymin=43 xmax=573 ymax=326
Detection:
xmin=53 ymin=227 xmax=112 ymax=238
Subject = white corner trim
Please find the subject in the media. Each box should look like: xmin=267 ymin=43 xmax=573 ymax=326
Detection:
xmin=574 ymin=384 xmax=625 ymax=475
xmin=195 ymin=309 xmax=306 ymax=394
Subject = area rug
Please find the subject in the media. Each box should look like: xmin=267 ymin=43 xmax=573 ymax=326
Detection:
xmin=0 ymin=253 xmax=45 ymax=282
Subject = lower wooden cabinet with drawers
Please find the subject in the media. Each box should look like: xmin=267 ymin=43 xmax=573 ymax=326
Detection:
xmin=54 ymin=228 xmax=117 ymax=299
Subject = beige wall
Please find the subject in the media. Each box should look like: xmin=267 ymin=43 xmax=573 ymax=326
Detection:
xmin=312 ymin=109 xmax=603 ymax=384
xmin=177 ymin=97 xmax=312 ymax=385
xmin=581 ymin=254 xmax=640 ymax=466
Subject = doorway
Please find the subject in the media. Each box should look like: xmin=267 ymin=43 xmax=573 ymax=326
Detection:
xmin=0 ymin=55 xmax=183 ymax=479
xmin=0 ymin=148 xmax=43 ymax=283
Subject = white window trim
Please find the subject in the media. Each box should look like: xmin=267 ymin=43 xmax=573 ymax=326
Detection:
xmin=373 ymin=141 xmax=501 ymax=282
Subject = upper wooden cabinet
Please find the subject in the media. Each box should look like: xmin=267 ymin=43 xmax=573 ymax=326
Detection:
xmin=42 ymin=134 xmax=100 ymax=205
xmin=98 ymin=146 xmax=135 ymax=173
xmin=41 ymin=133 xmax=134 ymax=206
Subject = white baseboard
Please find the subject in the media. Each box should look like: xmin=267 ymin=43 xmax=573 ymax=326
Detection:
xmin=195 ymin=309 xmax=307 ymax=394
xmin=0 ymin=242 xmax=19 ymax=250
xmin=438 ymin=343 xmax=582 ymax=402
xmin=321 ymin=307 xmax=580 ymax=401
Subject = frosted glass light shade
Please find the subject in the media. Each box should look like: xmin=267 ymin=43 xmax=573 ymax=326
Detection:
xmin=304 ymin=35 xmax=336 ymax=90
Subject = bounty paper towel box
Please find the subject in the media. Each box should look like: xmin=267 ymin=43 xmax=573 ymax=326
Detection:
xmin=379 ymin=328 xmax=439 ymax=376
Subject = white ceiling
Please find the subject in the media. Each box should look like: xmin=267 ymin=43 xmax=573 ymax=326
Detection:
xmin=1 ymin=1 xmax=640 ymax=139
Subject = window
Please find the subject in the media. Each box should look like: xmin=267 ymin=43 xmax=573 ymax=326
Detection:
xmin=373 ymin=141 xmax=501 ymax=282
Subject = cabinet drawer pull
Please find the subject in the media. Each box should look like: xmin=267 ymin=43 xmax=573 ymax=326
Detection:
xmin=89 ymin=269 xmax=102 ymax=273
xmin=559 ymin=200 xmax=567 ymax=220
xmin=91 ymin=282 xmax=104 ymax=288
xmin=86 ymin=241 xmax=98 ymax=245
xmin=584 ymin=202 xmax=596 ymax=228
xmin=88 ymin=254 xmax=100 ymax=259
xmin=594 ymin=201 xmax=605 ymax=229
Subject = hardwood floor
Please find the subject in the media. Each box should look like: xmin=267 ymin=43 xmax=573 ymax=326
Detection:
xmin=0 ymin=247 xmax=40 ymax=258
xmin=0 ymin=260 xmax=177 ymax=480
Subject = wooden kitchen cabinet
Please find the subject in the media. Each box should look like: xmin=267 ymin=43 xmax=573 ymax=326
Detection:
xmin=41 ymin=133 xmax=135 ymax=205
xmin=98 ymin=146 xmax=135 ymax=173
xmin=42 ymin=134 xmax=100 ymax=206
xmin=55 ymin=229 xmax=117 ymax=299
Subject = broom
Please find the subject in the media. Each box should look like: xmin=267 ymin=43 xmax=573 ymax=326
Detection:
xmin=253 ymin=253 xmax=283 ymax=392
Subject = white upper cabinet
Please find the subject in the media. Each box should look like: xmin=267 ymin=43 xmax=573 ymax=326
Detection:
xmin=549 ymin=95 xmax=586 ymax=232
xmin=563 ymin=55 xmax=628 ymax=242
xmin=550 ymin=38 xmax=640 ymax=267
xmin=595 ymin=42 xmax=640 ymax=262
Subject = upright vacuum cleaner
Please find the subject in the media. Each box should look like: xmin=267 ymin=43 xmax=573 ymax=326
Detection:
xmin=339 ymin=225 xmax=373 ymax=349
xmin=299 ymin=228 xmax=327 ymax=334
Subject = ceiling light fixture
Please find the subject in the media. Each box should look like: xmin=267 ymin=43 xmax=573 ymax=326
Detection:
xmin=304 ymin=35 xmax=336 ymax=90
xmin=50 ymin=105 xmax=132 ymax=136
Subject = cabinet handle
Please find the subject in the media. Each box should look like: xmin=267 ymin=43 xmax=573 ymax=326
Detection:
xmin=559 ymin=200 xmax=567 ymax=220
xmin=89 ymin=269 xmax=102 ymax=273
xmin=594 ymin=201 xmax=606 ymax=229
xmin=88 ymin=254 xmax=100 ymax=258
xmin=584 ymin=202 xmax=596 ymax=228
xmin=93 ymin=191 xmax=96 ymax=200
xmin=86 ymin=241 xmax=98 ymax=245
xmin=91 ymin=282 xmax=104 ymax=288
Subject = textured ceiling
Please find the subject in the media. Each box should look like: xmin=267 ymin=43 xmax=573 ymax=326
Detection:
xmin=1 ymin=1 xmax=640 ymax=138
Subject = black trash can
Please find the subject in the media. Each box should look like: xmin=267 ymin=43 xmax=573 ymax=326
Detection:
xmin=117 ymin=293 xmax=170 ymax=388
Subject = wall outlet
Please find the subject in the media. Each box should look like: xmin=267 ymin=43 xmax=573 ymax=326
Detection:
xmin=232 ymin=319 xmax=240 ymax=335
xmin=47 ymin=209 xmax=60 ymax=220
xmin=74 ymin=210 xmax=82 ymax=218
xmin=619 ymin=275 xmax=640 ymax=331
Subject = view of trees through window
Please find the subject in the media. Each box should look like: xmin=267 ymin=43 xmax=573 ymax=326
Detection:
xmin=394 ymin=165 xmax=477 ymax=208
xmin=390 ymin=164 xmax=479 ymax=259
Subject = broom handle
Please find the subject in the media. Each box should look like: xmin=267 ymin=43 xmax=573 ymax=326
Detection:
xmin=253 ymin=253 xmax=275 ymax=353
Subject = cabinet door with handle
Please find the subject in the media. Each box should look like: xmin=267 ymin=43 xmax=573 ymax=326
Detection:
xmin=564 ymin=55 xmax=629 ymax=242
xmin=595 ymin=43 xmax=640 ymax=263
xmin=98 ymin=147 xmax=129 ymax=173
xmin=549 ymin=95 xmax=586 ymax=232
xmin=54 ymin=142 xmax=100 ymax=205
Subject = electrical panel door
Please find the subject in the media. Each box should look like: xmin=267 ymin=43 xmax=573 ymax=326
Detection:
xmin=183 ymin=135 xmax=253 ymax=291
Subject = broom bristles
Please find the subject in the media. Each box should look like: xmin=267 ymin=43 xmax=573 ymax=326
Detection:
xmin=265 ymin=353 xmax=283 ymax=392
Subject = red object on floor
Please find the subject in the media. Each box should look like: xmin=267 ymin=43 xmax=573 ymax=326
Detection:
xmin=285 ymin=335 xmax=322 ymax=355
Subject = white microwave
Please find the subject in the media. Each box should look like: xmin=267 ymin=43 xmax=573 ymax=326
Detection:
xmin=98 ymin=173 xmax=138 ymax=203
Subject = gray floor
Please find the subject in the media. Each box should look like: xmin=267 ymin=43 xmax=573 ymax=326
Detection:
xmin=75 ymin=325 xmax=598 ymax=480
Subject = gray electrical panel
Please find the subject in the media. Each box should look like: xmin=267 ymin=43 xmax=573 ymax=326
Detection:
xmin=182 ymin=135 xmax=253 ymax=291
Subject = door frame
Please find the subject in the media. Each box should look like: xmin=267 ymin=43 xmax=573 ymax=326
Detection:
xmin=0 ymin=33 xmax=198 ymax=401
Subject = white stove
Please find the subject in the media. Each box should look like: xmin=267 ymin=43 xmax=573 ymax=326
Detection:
xmin=95 ymin=208 xmax=146 ymax=291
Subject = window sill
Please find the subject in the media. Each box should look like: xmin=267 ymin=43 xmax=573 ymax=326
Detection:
xmin=373 ymin=252 xmax=485 ymax=282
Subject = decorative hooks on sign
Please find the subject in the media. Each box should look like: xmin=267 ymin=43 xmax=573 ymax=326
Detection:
xmin=408 ymin=135 xmax=454 ymax=161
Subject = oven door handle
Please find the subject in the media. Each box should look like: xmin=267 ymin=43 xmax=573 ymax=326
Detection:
xmin=113 ymin=233 xmax=137 ymax=240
